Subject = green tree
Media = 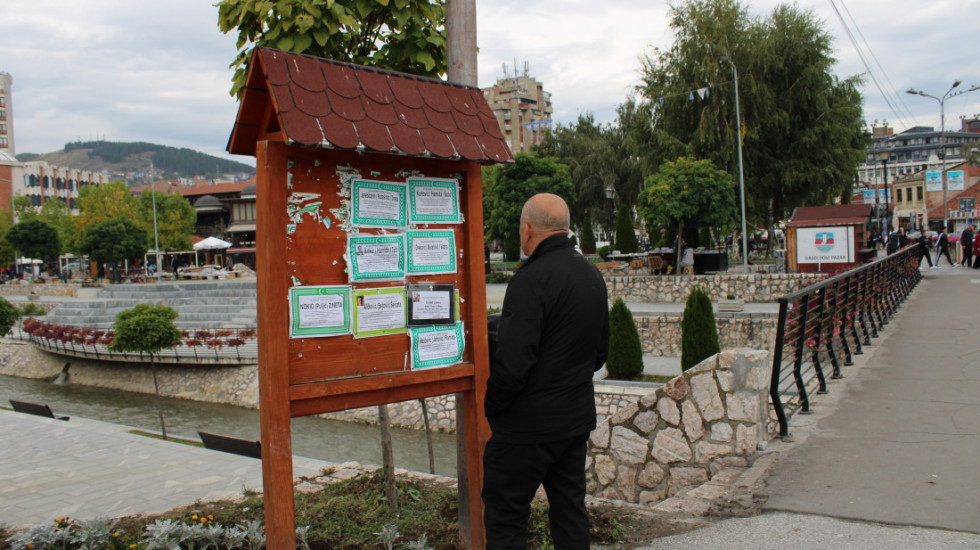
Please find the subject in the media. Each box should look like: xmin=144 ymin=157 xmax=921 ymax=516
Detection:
xmin=606 ymin=298 xmax=644 ymax=380
xmin=0 ymin=210 xmax=16 ymax=267
xmin=483 ymin=153 xmax=575 ymax=261
xmin=637 ymin=0 xmax=867 ymax=247
xmin=580 ymin=214 xmax=597 ymax=254
xmin=6 ymin=220 xmax=61 ymax=260
xmin=12 ymin=195 xmax=37 ymax=222
xmin=109 ymin=304 xmax=183 ymax=440
xmin=637 ymin=157 xmax=737 ymax=271
xmin=136 ymin=191 xmax=197 ymax=252
xmin=681 ymin=286 xmax=720 ymax=371
xmin=77 ymin=217 xmax=150 ymax=265
xmin=614 ymin=208 xmax=639 ymax=253
xmin=38 ymin=199 xmax=76 ymax=253
xmin=218 ymin=0 xmax=447 ymax=98
xmin=74 ymin=181 xmax=139 ymax=236
xmin=0 ymin=297 xmax=20 ymax=336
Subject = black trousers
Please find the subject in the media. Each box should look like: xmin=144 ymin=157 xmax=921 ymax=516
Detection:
xmin=482 ymin=433 xmax=590 ymax=550
xmin=963 ymin=248 xmax=973 ymax=266
xmin=919 ymin=250 xmax=933 ymax=267
xmin=936 ymin=245 xmax=954 ymax=266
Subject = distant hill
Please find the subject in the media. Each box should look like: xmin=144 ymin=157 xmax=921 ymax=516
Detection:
xmin=16 ymin=141 xmax=255 ymax=179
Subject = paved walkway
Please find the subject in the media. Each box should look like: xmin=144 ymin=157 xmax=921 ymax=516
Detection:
xmin=0 ymin=411 xmax=333 ymax=529
xmin=639 ymin=264 xmax=980 ymax=548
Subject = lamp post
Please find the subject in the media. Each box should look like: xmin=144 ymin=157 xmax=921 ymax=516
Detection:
xmin=721 ymin=54 xmax=749 ymax=272
xmin=149 ymin=162 xmax=161 ymax=279
xmin=877 ymin=150 xmax=890 ymax=238
xmin=604 ymin=182 xmax=617 ymax=247
xmin=906 ymin=81 xmax=980 ymax=231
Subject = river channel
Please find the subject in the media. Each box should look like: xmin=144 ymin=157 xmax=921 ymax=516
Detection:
xmin=0 ymin=374 xmax=458 ymax=476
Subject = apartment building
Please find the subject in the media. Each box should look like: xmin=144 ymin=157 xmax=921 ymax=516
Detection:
xmin=482 ymin=69 xmax=553 ymax=154
xmin=0 ymin=71 xmax=13 ymax=156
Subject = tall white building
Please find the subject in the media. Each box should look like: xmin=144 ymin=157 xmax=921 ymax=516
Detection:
xmin=0 ymin=71 xmax=13 ymax=156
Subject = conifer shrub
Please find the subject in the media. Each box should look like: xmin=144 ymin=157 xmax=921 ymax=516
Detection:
xmin=614 ymin=209 xmax=639 ymax=253
xmin=580 ymin=216 xmax=597 ymax=254
xmin=597 ymin=245 xmax=611 ymax=261
xmin=606 ymin=298 xmax=644 ymax=380
xmin=504 ymin=234 xmax=521 ymax=261
xmin=0 ymin=297 xmax=20 ymax=336
xmin=681 ymin=286 xmax=720 ymax=371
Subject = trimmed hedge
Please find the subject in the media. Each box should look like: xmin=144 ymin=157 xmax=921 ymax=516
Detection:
xmin=681 ymin=286 xmax=719 ymax=371
xmin=606 ymin=298 xmax=644 ymax=380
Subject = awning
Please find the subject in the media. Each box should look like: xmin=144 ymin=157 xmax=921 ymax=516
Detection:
xmin=227 ymin=247 xmax=256 ymax=254
xmin=226 ymin=223 xmax=256 ymax=233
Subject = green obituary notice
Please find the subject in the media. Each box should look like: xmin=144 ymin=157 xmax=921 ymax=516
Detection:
xmin=288 ymin=285 xmax=351 ymax=338
xmin=350 ymin=179 xmax=408 ymax=228
xmin=409 ymin=322 xmax=465 ymax=370
xmin=407 ymin=177 xmax=462 ymax=224
xmin=406 ymin=230 xmax=457 ymax=275
xmin=346 ymin=234 xmax=406 ymax=282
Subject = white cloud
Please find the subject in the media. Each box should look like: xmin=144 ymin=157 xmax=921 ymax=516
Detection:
xmin=1 ymin=0 xmax=978 ymax=167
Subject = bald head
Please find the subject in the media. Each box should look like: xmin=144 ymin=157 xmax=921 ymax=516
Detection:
xmin=519 ymin=193 xmax=570 ymax=256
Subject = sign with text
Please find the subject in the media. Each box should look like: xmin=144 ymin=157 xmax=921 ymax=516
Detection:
xmin=352 ymin=287 xmax=407 ymax=338
xmin=926 ymin=171 xmax=943 ymax=192
xmin=407 ymin=177 xmax=462 ymax=224
xmin=350 ymin=179 xmax=408 ymax=228
xmin=288 ymin=285 xmax=351 ymax=338
xmin=795 ymin=226 xmax=855 ymax=264
xmin=346 ymin=234 xmax=406 ymax=282
xmin=409 ymin=322 xmax=465 ymax=370
xmin=406 ymin=230 xmax=457 ymax=275
xmin=947 ymin=170 xmax=965 ymax=191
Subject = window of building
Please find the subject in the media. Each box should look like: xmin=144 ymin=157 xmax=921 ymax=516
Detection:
xmin=917 ymin=186 xmax=923 ymax=200
xmin=905 ymin=188 xmax=912 ymax=202
xmin=0 ymin=96 xmax=4 ymax=107
xmin=0 ymin=137 xmax=6 ymax=148
xmin=0 ymin=123 xmax=6 ymax=133
xmin=0 ymin=110 xmax=5 ymax=121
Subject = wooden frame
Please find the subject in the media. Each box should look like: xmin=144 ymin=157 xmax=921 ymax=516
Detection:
xmin=255 ymin=141 xmax=489 ymax=548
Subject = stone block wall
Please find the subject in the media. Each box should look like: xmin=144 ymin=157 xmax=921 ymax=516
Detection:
xmin=605 ymin=273 xmax=823 ymax=303
xmin=0 ymin=282 xmax=78 ymax=297
xmin=585 ymin=349 xmax=773 ymax=505
xmin=635 ymin=314 xmax=776 ymax=357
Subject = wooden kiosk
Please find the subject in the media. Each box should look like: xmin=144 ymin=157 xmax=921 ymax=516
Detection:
xmin=227 ymin=48 xmax=513 ymax=548
xmin=785 ymin=204 xmax=874 ymax=273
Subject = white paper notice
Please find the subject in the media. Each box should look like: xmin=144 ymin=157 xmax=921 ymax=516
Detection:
xmin=411 ymin=237 xmax=452 ymax=267
xmin=297 ymin=294 xmax=345 ymax=329
xmin=358 ymin=187 xmax=402 ymax=221
xmin=355 ymin=243 xmax=402 ymax=273
xmin=414 ymin=186 xmax=456 ymax=216
xmin=413 ymin=291 xmax=451 ymax=320
xmin=357 ymin=293 xmax=406 ymax=333
xmin=416 ymin=329 xmax=461 ymax=362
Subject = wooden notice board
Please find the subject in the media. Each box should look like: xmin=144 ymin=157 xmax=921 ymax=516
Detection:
xmin=228 ymin=48 xmax=512 ymax=549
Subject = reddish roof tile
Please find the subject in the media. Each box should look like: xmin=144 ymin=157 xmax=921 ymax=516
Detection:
xmin=227 ymin=48 xmax=514 ymax=164
xmin=787 ymin=204 xmax=872 ymax=227
xmin=180 ymin=180 xmax=253 ymax=198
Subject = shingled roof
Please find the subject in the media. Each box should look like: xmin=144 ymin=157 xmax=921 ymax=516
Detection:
xmin=227 ymin=48 xmax=513 ymax=164
xmin=787 ymin=204 xmax=873 ymax=227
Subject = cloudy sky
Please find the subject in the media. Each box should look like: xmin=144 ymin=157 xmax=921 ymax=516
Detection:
xmin=1 ymin=0 xmax=978 ymax=165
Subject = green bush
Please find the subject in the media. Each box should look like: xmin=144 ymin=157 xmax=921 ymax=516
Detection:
xmin=0 ymin=297 xmax=20 ymax=336
xmin=109 ymin=304 xmax=182 ymax=354
xmin=614 ymin=209 xmax=639 ymax=253
xmin=569 ymin=234 xmax=578 ymax=248
xmin=597 ymin=245 xmax=610 ymax=261
xmin=606 ymin=298 xmax=643 ymax=380
xmin=580 ymin=216 xmax=597 ymax=254
xmin=19 ymin=302 xmax=47 ymax=317
xmin=700 ymin=227 xmax=713 ymax=248
xmin=647 ymin=226 xmax=662 ymax=250
xmin=486 ymin=272 xmax=512 ymax=284
xmin=503 ymin=234 xmax=521 ymax=262
xmin=681 ymin=286 xmax=720 ymax=371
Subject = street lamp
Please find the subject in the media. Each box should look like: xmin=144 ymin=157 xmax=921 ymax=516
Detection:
xmin=721 ymin=54 xmax=749 ymax=272
xmin=877 ymin=149 xmax=890 ymax=238
xmin=604 ymin=183 xmax=617 ymax=246
xmin=906 ymin=81 xmax=980 ymax=231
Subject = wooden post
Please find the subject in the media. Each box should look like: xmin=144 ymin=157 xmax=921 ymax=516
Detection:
xmin=255 ymin=140 xmax=296 ymax=550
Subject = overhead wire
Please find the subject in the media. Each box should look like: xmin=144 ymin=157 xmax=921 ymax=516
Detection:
xmin=826 ymin=0 xmax=911 ymax=129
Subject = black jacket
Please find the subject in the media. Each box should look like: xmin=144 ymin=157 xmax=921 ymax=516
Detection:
xmin=485 ymin=234 xmax=609 ymax=443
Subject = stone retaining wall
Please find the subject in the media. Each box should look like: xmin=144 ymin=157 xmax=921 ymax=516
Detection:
xmin=586 ymin=349 xmax=775 ymax=505
xmin=635 ymin=314 xmax=776 ymax=357
xmin=605 ymin=273 xmax=823 ymax=303
xmin=0 ymin=283 xmax=78 ymax=297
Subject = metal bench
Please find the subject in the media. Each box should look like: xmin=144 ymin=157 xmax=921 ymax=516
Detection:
xmin=9 ymin=399 xmax=69 ymax=421
xmin=198 ymin=431 xmax=262 ymax=459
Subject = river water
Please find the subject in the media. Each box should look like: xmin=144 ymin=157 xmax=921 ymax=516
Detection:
xmin=0 ymin=374 xmax=458 ymax=476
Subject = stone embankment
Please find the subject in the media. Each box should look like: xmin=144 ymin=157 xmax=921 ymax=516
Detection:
xmin=634 ymin=314 xmax=775 ymax=357
xmin=0 ymin=282 xmax=77 ymax=298
xmin=605 ymin=273 xmax=823 ymax=303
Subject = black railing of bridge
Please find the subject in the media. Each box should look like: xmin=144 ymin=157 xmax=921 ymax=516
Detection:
xmin=769 ymin=245 xmax=922 ymax=437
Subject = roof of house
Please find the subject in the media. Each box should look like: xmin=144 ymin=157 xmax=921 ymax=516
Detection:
xmin=787 ymin=204 xmax=873 ymax=227
xmin=179 ymin=179 xmax=254 ymax=198
xmin=226 ymin=48 xmax=513 ymax=164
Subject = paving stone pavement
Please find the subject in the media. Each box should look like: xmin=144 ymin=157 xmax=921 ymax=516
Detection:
xmin=0 ymin=410 xmax=334 ymax=529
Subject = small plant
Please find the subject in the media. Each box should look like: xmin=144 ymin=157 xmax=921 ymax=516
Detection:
xmin=375 ymin=524 xmax=401 ymax=550
xmin=597 ymin=245 xmax=611 ymax=261
xmin=726 ymin=293 xmax=736 ymax=300
xmin=606 ymin=298 xmax=644 ymax=380
xmin=486 ymin=272 xmax=512 ymax=284
xmin=0 ymin=296 xmax=20 ymax=336
xmin=580 ymin=215 xmax=597 ymax=254
xmin=19 ymin=302 xmax=47 ymax=317
xmin=681 ymin=286 xmax=720 ymax=371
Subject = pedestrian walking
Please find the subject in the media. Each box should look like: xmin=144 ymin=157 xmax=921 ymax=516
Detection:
xmin=960 ymin=224 xmax=974 ymax=267
xmin=933 ymin=227 xmax=956 ymax=268
xmin=917 ymin=231 xmax=933 ymax=269
xmin=483 ymin=193 xmax=609 ymax=550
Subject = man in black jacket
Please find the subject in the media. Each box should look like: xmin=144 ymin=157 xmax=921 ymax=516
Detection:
xmin=482 ymin=193 xmax=609 ymax=549
xmin=961 ymin=224 xmax=975 ymax=267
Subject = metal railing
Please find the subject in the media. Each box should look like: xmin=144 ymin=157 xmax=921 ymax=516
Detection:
xmin=769 ymin=245 xmax=922 ymax=437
